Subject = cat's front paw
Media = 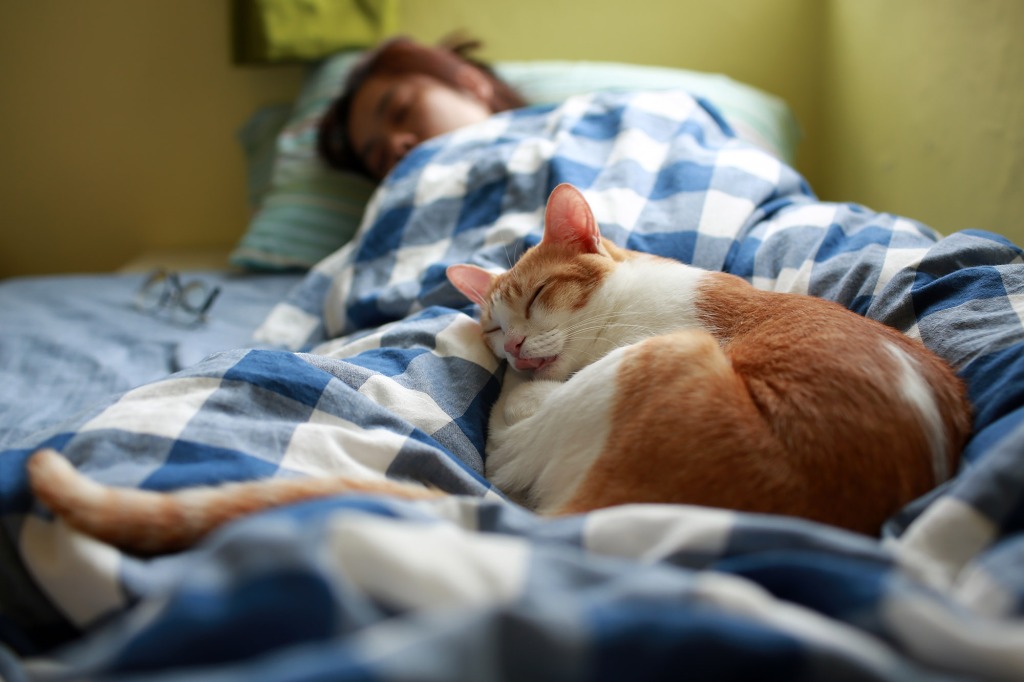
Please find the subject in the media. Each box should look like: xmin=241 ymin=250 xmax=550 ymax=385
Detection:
xmin=503 ymin=380 xmax=561 ymax=425
xmin=503 ymin=400 xmax=536 ymax=426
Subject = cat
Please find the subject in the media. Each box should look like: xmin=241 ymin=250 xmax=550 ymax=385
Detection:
xmin=28 ymin=183 xmax=972 ymax=554
xmin=447 ymin=184 xmax=972 ymax=528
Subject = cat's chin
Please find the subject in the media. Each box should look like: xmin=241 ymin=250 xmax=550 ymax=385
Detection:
xmin=510 ymin=355 xmax=561 ymax=378
xmin=532 ymin=368 xmax=559 ymax=381
xmin=512 ymin=355 xmax=557 ymax=373
xmin=532 ymin=360 xmax=569 ymax=381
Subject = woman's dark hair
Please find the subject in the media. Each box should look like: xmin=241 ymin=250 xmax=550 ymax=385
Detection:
xmin=316 ymin=35 xmax=527 ymax=178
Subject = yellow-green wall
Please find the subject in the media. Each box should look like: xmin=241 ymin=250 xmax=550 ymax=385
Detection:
xmin=0 ymin=1 xmax=306 ymax=277
xmin=1 ymin=0 xmax=1021 ymax=277
xmin=818 ymin=0 xmax=1024 ymax=236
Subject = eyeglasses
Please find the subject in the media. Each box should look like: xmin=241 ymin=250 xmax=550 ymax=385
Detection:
xmin=134 ymin=269 xmax=221 ymax=326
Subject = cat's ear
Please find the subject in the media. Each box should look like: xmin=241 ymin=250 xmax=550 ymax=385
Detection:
xmin=543 ymin=184 xmax=603 ymax=254
xmin=447 ymin=264 xmax=496 ymax=306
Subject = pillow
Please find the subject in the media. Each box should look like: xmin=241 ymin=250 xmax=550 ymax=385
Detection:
xmin=230 ymin=53 xmax=802 ymax=272
xmin=495 ymin=61 xmax=801 ymax=165
xmin=236 ymin=101 xmax=293 ymax=208
xmin=230 ymin=52 xmax=376 ymax=271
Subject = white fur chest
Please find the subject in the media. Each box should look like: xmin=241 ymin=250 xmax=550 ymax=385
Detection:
xmin=484 ymin=356 xmax=623 ymax=513
xmin=587 ymin=257 xmax=708 ymax=344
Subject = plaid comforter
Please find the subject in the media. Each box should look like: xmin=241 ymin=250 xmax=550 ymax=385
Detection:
xmin=2 ymin=91 xmax=1023 ymax=681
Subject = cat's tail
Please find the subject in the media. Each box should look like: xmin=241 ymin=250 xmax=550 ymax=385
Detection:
xmin=27 ymin=449 xmax=445 ymax=555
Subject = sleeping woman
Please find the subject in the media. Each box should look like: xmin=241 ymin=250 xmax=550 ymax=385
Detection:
xmin=316 ymin=35 xmax=528 ymax=181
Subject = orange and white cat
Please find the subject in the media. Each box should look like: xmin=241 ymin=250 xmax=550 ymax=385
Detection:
xmin=447 ymin=184 xmax=971 ymax=530
xmin=28 ymin=184 xmax=972 ymax=554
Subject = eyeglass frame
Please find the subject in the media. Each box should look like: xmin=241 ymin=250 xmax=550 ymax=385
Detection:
xmin=133 ymin=269 xmax=221 ymax=325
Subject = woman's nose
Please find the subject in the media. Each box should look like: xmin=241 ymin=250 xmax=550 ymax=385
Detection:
xmin=388 ymin=132 xmax=417 ymax=165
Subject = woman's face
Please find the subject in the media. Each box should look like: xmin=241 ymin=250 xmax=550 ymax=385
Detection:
xmin=347 ymin=71 xmax=493 ymax=180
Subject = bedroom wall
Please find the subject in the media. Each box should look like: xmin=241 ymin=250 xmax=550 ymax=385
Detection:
xmin=0 ymin=1 xmax=306 ymax=278
xmin=1 ymin=1 xmax=1021 ymax=277
xmin=816 ymin=0 xmax=1024 ymax=238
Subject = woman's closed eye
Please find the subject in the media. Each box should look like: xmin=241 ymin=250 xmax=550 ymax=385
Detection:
xmin=391 ymin=99 xmax=412 ymax=125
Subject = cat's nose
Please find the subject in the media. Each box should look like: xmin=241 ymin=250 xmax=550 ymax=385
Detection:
xmin=504 ymin=335 xmax=525 ymax=357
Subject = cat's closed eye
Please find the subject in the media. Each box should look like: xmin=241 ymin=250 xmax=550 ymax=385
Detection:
xmin=526 ymin=284 xmax=546 ymax=316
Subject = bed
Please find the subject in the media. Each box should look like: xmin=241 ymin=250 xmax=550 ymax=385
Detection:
xmin=2 ymin=52 xmax=1023 ymax=682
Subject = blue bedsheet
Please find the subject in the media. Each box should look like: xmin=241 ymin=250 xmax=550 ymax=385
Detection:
xmin=0 ymin=272 xmax=302 ymax=451
xmin=2 ymin=91 xmax=1023 ymax=681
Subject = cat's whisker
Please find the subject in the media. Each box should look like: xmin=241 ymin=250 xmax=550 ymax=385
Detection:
xmin=503 ymin=242 xmax=516 ymax=269
xmin=561 ymin=309 xmax=647 ymax=328
xmin=566 ymin=320 xmax=655 ymax=333
xmin=561 ymin=317 xmax=636 ymax=336
xmin=564 ymin=323 xmax=658 ymax=340
xmin=562 ymin=336 xmax=633 ymax=353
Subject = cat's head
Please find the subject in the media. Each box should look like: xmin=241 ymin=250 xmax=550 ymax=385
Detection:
xmin=448 ymin=184 xmax=629 ymax=380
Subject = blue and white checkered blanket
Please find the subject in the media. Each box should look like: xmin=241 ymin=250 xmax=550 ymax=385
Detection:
xmin=3 ymin=91 xmax=1024 ymax=680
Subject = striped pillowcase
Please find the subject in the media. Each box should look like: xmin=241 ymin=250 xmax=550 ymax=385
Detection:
xmin=230 ymin=52 xmax=375 ymax=271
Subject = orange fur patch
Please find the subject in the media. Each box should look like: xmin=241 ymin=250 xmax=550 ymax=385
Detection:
xmin=557 ymin=272 xmax=971 ymax=534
